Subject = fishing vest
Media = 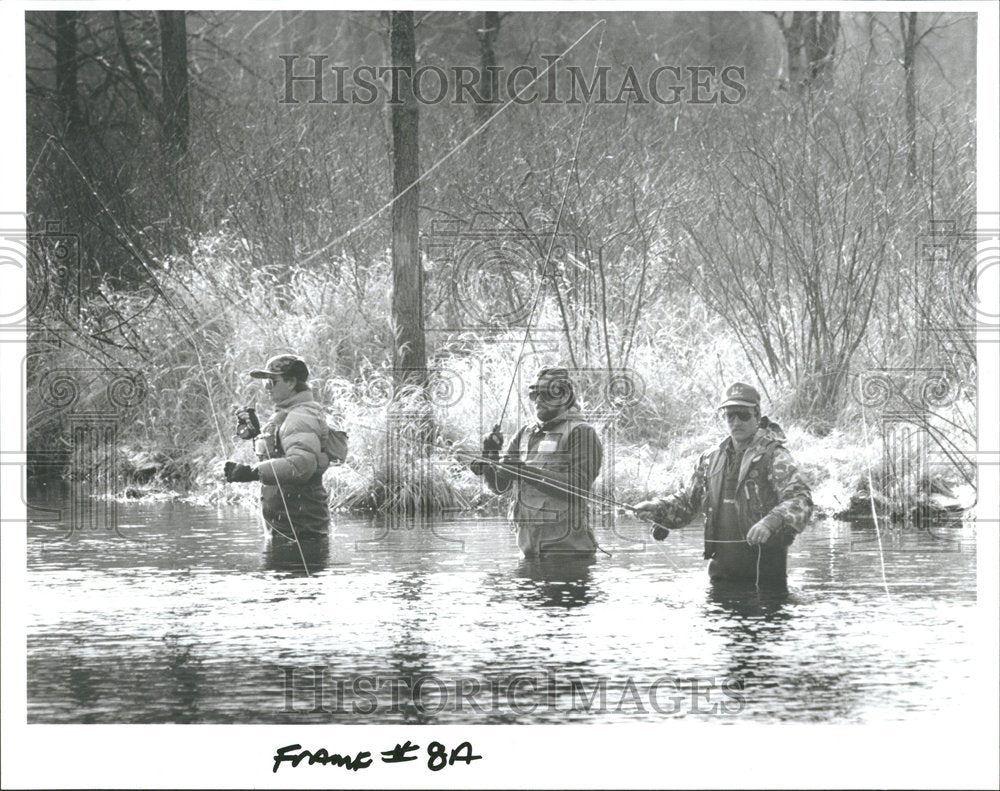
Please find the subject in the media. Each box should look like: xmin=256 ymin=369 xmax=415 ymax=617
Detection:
xmin=254 ymin=407 xmax=328 ymax=488
xmin=511 ymin=415 xmax=596 ymax=554
xmin=702 ymin=440 xmax=782 ymax=559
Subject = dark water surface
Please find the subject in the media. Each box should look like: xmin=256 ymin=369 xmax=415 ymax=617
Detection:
xmin=26 ymin=485 xmax=977 ymax=723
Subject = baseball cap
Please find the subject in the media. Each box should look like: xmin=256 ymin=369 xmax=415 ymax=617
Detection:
xmin=718 ymin=381 xmax=761 ymax=409
xmin=249 ymin=354 xmax=309 ymax=381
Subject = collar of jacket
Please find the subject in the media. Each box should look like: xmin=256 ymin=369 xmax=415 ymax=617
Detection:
xmin=273 ymin=388 xmax=316 ymax=411
xmin=715 ymin=426 xmax=784 ymax=483
xmin=719 ymin=418 xmax=787 ymax=455
xmin=533 ymin=406 xmax=583 ymax=433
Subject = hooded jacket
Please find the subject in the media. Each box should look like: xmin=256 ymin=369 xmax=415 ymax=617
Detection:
xmin=651 ymin=419 xmax=813 ymax=559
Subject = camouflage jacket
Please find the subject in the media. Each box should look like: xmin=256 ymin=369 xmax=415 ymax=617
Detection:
xmin=651 ymin=420 xmax=813 ymax=558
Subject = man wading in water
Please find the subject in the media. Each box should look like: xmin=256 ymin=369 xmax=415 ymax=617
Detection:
xmin=223 ymin=354 xmax=334 ymax=539
xmin=632 ymin=382 xmax=813 ymax=589
xmin=470 ymin=368 xmax=604 ymax=557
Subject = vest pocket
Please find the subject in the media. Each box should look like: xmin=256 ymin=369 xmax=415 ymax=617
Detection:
xmin=744 ymin=479 xmax=765 ymax=523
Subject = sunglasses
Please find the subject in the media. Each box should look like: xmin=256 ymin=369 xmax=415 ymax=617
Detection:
xmin=528 ymin=386 xmax=572 ymax=404
xmin=724 ymin=409 xmax=754 ymax=423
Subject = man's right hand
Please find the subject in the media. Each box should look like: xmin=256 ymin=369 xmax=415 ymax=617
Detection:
xmin=632 ymin=501 xmax=670 ymax=540
xmin=631 ymin=500 xmax=661 ymax=520
xmin=482 ymin=427 xmax=504 ymax=460
xmin=234 ymin=407 xmax=261 ymax=440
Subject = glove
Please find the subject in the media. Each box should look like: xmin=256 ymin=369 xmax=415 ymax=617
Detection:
xmin=631 ymin=500 xmax=662 ymax=520
xmin=234 ymin=407 xmax=261 ymax=440
xmin=632 ymin=501 xmax=669 ymax=541
xmin=482 ymin=426 xmax=504 ymax=460
xmin=224 ymin=461 xmax=260 ymax=483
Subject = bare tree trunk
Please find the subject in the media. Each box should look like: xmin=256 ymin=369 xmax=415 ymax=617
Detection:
xmin=157 ymin=11 xmax=189 ymax=160
xmin=780 ymin=11 xmax=839 ymax=92
xmin=475 ymin=11 xmax=501 ymax=132
xmin=706 ymin=12 xmax=718 ymax=65
xmin=54 ymin=11 xmax=82 ymax=143
xmin=280 ymin=10 xmax=296 ymax=53
xmin=389 ymin=11 xmax=426 ymax=387
xmin=900 ymin=12 xmax=918 ymax=180
xmin=865 ymin=12 xmax=877 ymax=69
xmin=812 ymin=12 xmax=840 ymax=82
xmin=785 ymin=11 xmax=806 ymax=90
xmin=802 ymin=11 xmax=818 ymax=82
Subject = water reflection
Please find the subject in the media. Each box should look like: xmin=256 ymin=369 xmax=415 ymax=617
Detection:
xmin=706 ymin=582 xmax=792 ymax=679
xmin=26 ymin=489 xmax=979 ymax=724
xmin=703 ymin=583 xmax=865 ymax=721
xmin=161 ymin=634 xmax=204 ymax=722
xmin=68 ymin=663 xmax=99 ymax=709
xmin=514 ymin=554 xmax=598 ymax=610
xmin=263 ymin=531 xmax=330 ymax=576
xmin=702 ymin=582 xmax=796 ymax=720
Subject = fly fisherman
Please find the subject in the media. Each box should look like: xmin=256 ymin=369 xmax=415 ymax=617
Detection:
xmin=470 ymin=367 xmax=604 ymax=556
xmin=632 ymin=383 xmax=813 ymax=589
xmin=223 ymin=354 xmax=331 ymax=538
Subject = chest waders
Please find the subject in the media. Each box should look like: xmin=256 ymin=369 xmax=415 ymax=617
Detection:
xmin=703 ymin=441 xmax=787 ymax=587
xmin=255 ymin=411 xmax=330 ymax=540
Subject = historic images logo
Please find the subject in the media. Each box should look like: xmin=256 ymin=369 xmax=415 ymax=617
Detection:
xmin=347 ymin=212 xmax=647 ymax=553
xmin=848 ymin=219 xmax=997 ymax=553
xmin=1 ymin=215 xmax=81 ymax=332
xmin=279 ymin=55 xmax=747 ymax=107
xmin=281 ymin=667 xmax=747 ymax=718
xmin=351 ymin=212 xmax=644 ymax=553
xmin=1 ymin=213 xmax=149 ymax=541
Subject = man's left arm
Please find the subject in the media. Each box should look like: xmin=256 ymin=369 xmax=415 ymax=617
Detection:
xmin=747 ymin=447 xmax=813 ymax=546
xmin=568 ymin=424 xmax=603 ymax=493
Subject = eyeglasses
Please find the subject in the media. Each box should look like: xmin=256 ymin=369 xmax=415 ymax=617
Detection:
xmin=724 ymin=409 xmax=754 ymax=423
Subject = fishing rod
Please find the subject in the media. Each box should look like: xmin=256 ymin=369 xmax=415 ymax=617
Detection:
xmin=492 ymin=24 xmax=606 ymax=438
xmin=334 ymin=419 xmax=769 ymax=548
xmin=49 ymin=137 xmax=315 ymax=576
xmin=256 ymin=438 xmax=314 ymax=577
xmin=329 ymin=416 xmax=664 ymax=527
xmin=296 ymin=19 xmax=607 ymax=269
xmin=460 ymin=452 xmax=761 ymax=546
xmin=49 ymin=136 xmax=232 ymax=457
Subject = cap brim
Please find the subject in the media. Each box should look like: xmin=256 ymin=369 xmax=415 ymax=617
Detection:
xmin=719 ymin=399 xmax=757 ymax=408
xmin=248 ymin=369 xmax=280 ymax=379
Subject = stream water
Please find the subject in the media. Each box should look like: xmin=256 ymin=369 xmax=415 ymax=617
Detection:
xmin=26 ymin=483 xmax=978 ymax=723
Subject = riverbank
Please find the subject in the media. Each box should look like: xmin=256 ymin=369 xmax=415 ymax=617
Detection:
xmin=110 ymin=421 xmax=974 ymax=525
xmin=25 ymin=225 xmax=977 ymax=530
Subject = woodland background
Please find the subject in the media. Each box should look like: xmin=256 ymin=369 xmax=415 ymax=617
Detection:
xmin=24 ymin=10 xmax=978 ymax=520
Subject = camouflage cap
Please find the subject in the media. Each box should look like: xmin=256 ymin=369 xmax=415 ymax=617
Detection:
xmin=719 ymin=381 xmax=760 ymax=409
xmin=249 ymin=354 xmax=309 ymax=381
